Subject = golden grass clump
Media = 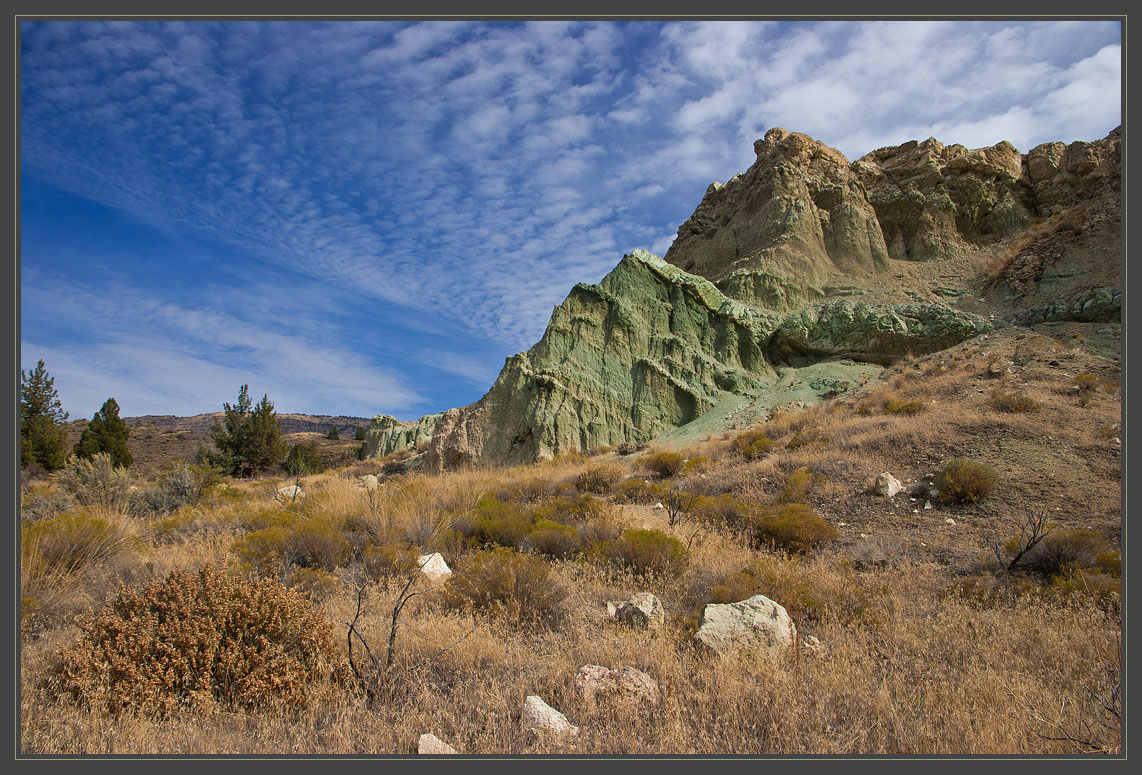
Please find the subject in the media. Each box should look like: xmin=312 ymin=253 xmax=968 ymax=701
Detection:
xmin=585 ymin=528 xmax=688 ymax=578
xmin=442 ymin=547 xmax=566 ymax=628
xmin=732 ymin=428 xmax=775 ymax=460
xmin=57 ymin=565 xmax=349 ymax=716
xmin=936 ymin=459 xmax=998 ymax=504
xmin=642 ymin=451 xmax=687 ymax=478
xmin=989 ymin=389 xmax=1042 ymax=413
xmin=575 ymin=464 xmax=624 ymax=494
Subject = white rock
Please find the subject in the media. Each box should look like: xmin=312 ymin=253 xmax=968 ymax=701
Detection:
xmin=945 ymin=518 xmax=956 ymax=525
xmin=923 ymin=501 xmax=933 ymax=510
xmin=801 ymin=635 xmax=825 ymax=654
xmin=360 ymin=474 xmax=381 ymax=490
xmin=520 ymin=695 xmax=579 ymax=739
xmin=277 ymin=485 xmax=305 ymax=500
xmin=574 ymin=664 xmax=660 ymax=707
xmin=614 ymin=592 xmax=665 ymax=631
xmin=417 ymin=733 xmax=458 ymax=754
xmin=652 ymin=502 xmax=664 ymax=510
xmin=694 ymin=594 xmax=796 ymax=658
xmin=416 ymin=552 xmax=452 ymax=584
xmin=873 ymin=472 xmax=903 ymax=498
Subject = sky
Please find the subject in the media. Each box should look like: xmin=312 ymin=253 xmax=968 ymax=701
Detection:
xmin=19 ymin=20 xmax=1122 ymax=421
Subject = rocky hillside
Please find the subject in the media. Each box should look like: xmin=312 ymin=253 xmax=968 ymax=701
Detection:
xmin=365 ymin=127 xmax=1120 ymax=472
xmin=125 ymin=413 xmax=368 ymax=437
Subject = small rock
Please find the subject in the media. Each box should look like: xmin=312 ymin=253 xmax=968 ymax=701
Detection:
xmin=652 ymin=502 xmax=664 ymax=510
xmin=520 ymin=695 xmax=579 ymax=739
xmin=614 ymin=592 xmax=665 ymax=631
xmin=923 ymin=501 xmax=933 ymax=510
xmin=873 ymin=472 xmax=904 ymax=498
xmin=360 ymin=474 xmax=381 ymax=490
xmin=801 ymin=635 xmax=825 ymax=654
xmin=574 ymin=664 xmax=660 ymax=707
xmin=417 ymin=733 xmax=458 ymax=754
xmin=276 ymin=485 xmax=305 ymax=500
xmin=1111 ymin=437 xmax=1121 ymax=445
xmin=416 ymin=552 xmax=452 ymax=584
xmin=945 ymin=518 xmax=956 ymax=525
xmin=929 ymin=488 xmax=940 ymax=498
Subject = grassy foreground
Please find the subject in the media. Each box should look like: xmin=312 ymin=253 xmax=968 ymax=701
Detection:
xmin=19 ymin=326 xmax=1122 ymax=755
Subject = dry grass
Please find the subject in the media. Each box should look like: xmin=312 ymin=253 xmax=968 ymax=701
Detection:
xmin=20 ymin=326 xmax=1122 ymax=755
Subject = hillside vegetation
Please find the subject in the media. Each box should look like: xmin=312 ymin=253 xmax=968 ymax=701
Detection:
xmin=20 ymin=325 xmax=1121 ymax=755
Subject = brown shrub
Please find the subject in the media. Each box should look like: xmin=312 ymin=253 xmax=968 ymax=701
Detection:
xmin=937 ymin=459 xmax=998 ymax=504
xmin=587 ymin=528 xmax=688 ymax=577
xmin=613 ymin=478 xmax=662 ymax=504
xmin=1011 ymin=528 xmax=1106 ymax=578
xmin=57 ymin=565 xmax=348 ymax=715
xmin=442 ymin=547 xmax=565 ymax=628
xmin=643 ymin=451 xmax=686 ymax=478
xmin=749 ymin=503 xmax=838 ymax=553
xmin=883 ymin=398 xmax=926 ymax=416
xmin=233 ymin=516 xmax=350 ymax=575
xmin=989 ymin=390 xmax=1041 ymax=413
xmin=785 ymin=428 xmax=829 ymax=451
xmin=775 ymin=467 xmax=823 ymax=505
xmin=531 ymin=494 xmax=613 ymax=524
xmin=362 ymin=541 xmax=420 ymax=579
xmin=732 ymin=428 xmax=774 ymax=460
xmin=524 ymin=519 xmax=580 ymax=559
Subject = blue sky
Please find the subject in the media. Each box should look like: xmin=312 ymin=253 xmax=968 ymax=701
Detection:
xmin=20 ymin=20 xmax=1121 ymax=420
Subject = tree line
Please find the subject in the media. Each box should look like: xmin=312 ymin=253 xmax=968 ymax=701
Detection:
xmin=20 ymin=360 xmax=370 ymax=478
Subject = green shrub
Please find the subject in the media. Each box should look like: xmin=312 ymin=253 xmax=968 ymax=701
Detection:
xmin=524 ymin=519 xmax=580 ymax=559
xmin=138 ymin=464 xmax=210 ymax=516
xmin=286 ymin=440 xmax=325 ymax=476
xmin=749 ymin=503 xmax=838 ymax=553
xmin=883 ymin=398 xmax=926 ymax=415
xmin=21 ymin=359 xmax=70 ymax=471
xmin=775 ymin=467 xmax=823 ymax=505
xmin=362 ymin=541 xmax=421 ymax=579
xmin=354 ymin=425 xmax=367 ymax=441
xmin=643 ymin=451 xmax=687 ymax=478
xmin=612 ymin=478 xmax=662 ymax=504
xmin=20 ymin=487 xmax=79 ymax=524
xmin=207 ymin=385 xmax=287 ymax=478
xmin=575 ymin=465 xmax=623 ymax=494
xmin=443 ymin=547 xmax=565 ymax=628
xmin=1011 ymin=528 xmax=1106 ymax=578
xmin=23 ymin=509 xmax=141 ymax=577
xmin=234 ymin=516 xmax=350 ymax=575
xmin=54 ymin=453 xmax=138 ymax=514
xmin=989 ymin=389 xmax=1041 ymax=413
xmin=58 ymin=565 xmax=348 ymax=715
xmin=681 ymin=455 xmax=711 ymax=474
xmin=531 ymin=494 xmax=612 ymax=525
xmin=785 ymin=428 xmax=829 ymax=450
xmin=937 ymin=459 xmax=998 ymax=504
xmin=732 ymin=429 xmax=774 ymax=460
xmin=589 ymin=528 xmax=688 ymax=577
xmin=468 ymin=496 xmax=533 ymax=548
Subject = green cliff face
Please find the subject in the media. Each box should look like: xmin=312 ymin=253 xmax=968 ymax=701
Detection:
xmin=363 ymin=413 xmax=441 ymax=458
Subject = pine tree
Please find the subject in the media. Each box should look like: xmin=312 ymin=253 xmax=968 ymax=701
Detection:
xmin=209 ymin=385 xmax=287 ymax=477
xmin=21 ymin=359 xmax=70 ymax=470
xmin=326 ymin=425 xmax=340 ymax=440
xmin=74 ymin=397 xmax=133 ymax=468
xmin=354 ymin=425 xmax=367 ymax=441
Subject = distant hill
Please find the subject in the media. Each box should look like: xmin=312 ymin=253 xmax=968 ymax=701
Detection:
xmin=124 ymin=413 xmax=369 ymax=436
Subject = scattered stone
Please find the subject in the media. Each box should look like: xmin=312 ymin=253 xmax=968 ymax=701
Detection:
xmin=924 ymin=501 xmax=933 ymax=510
xmin=801 ymin=635 xmax=825 ymax=654
xmin=694 ymin=594 xmax=796 ymax=657
xmin=574 ymin=664 xmax=661 ymax=707
xmin=873 ymin=472 xmax=904 ymax=497
xmin=416 ymin=552 xmax=452 ymax=584
xmin=520 ymin=695 xmax=579 ymax=739
xmin=986 ymin=358 xmax=1014 ymax=378
xmin=614 ymin=592 xmax=665 ymax=631
xmin=945 ymin=518 xmax=956 ymax=525
xmin=1111 ymin=437 xmax=1121 ymax=445
xmin=652 ymin=502 xmax=664 ymax=510
xmin=276 ymin=485 xmax=305 ymax=500
xmin=417 ymin=733 xmax=458 ymax=754
xmin=360 ymin=474 xmax=381 ymax=490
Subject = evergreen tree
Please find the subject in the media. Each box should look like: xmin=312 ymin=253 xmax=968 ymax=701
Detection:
xmin=354 ymin=425 xmax=367 ymax=441
xmin=21 ymin=359 xmax=69 ymax=470
xmin=74 ymin=397 xmax=133 ymax=468
xmin=326 ymin=425 xmax=340 ymax=440
xmin=209 ymin=385 xmax=287 ymax=477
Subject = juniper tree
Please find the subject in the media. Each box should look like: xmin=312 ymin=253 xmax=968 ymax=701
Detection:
xmin=74 ymin=397 xmax=133 ymax=468
xmin=20 ymin=359 xmax=69 ymax=470
xmin=208 ymin=385 xmax=287 ymax=477
xmin=326 ymin=425 xmax=340 ymax=440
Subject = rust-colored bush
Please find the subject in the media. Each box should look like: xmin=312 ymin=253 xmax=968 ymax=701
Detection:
xmin=643 ymin=451 xmax=687 ymax=478
xmin=989 ymin=390 xmax=1041 ymax=413
xmin=57 ymin=565 xmax=348 ymax=715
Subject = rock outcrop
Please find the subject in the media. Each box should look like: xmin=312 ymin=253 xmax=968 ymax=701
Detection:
xmin=693 ymin=594 xmax=797 ymax=657
xmin=364 ymin=413 xmax=440 ymax=458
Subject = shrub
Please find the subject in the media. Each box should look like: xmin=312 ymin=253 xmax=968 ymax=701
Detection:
xmin=524 ymin=519 xmax=580 ymax=559
xmin=57 ymin=565 xmax=348 ymax=715
xmin=286 ymin=440 xmax=325 ymax=476
xmin=937 ymin=459 xmax=998 ymax=504
xmin=775 ymin=467 xmax=823 ymax=505
xmin=575 ymin=464 xmax=624 ymax=494
xmin=443 ymin=547 xmax=565 ymax=628
xmin=354 ymin=425 xmax=367 ymax=441
xmin=531 ymin=494 xmax=612 ymax=525
xmin=616 ymin=442 xmax=643 ymax=456
xmin=1010 ymin=528 xmax=1106 ymax=578
xmin=748 ymin=503 xmax=838 ymax=553
xmin=613 ymin=478 xmax=662 ymax=504
xmin=883 ymin=398 xmax=926 ymax=415
xmin=643 ymin=451 xmax=687 ymax=478
xmin=732 ymin=428 xmax=774 ymax=460
xmin=785 ymin=428 xmax=829 ymax=451
xmin=590 ymin=529 xmax=688 ymax=577
xmin=234 ymin=516 xmax=350 ymax=575
xmin=23 ymin=509 xmax=140 ymax=578
xmin=326 ymin=426 xmax=340 ymax=440
xmin=137 ymin=464 xmax=209 ymax=516
xmin=681 ymin=455 xmax=711 ymax=474
xmin=20 ymin=487 xmax=79 ymax=524
xmin=989 ymin=390 xmax=1041 ymax=413
xmin=73 ymin=398 xmax=133 ymax=468
xmin=362 ymin=541 xmax=420 ymax=579
xmin=468 ymin=496 xmax=533 ymax=548
xmin=54 ymin=453 xmax=138 ymax=514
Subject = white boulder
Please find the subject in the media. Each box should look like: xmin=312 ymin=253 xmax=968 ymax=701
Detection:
xmin=276 ymin=485 xmax=305 ymax=500
xmin=614 ymin=592 xmax=665 ymax=631
xmin=574 ymin=664 xmax=660 ymax=707
xmin=416 ymin=552 xmax=452 ymax=584
xmin=694 ymin=594 xmax=797 ymax=658
xmin=360 ymin=474 xmax=381 ymax=490
xmin=520 ymin=695 xmax=579 ymax=739
xmin=873 ymin=472 xmax=903 ymax=498
xmin=417 ymin=733 xmax=458 ymax=754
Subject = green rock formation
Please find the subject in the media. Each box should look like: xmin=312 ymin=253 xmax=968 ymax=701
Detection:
xmin=364 ymin=413 xmax=441 ymax=458
xmin=1001 ymin=287 xmax=1120 ymax=327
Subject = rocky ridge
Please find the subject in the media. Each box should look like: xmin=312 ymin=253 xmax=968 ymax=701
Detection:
xmin=365 ymin=127 xmax=1120 ymax=471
